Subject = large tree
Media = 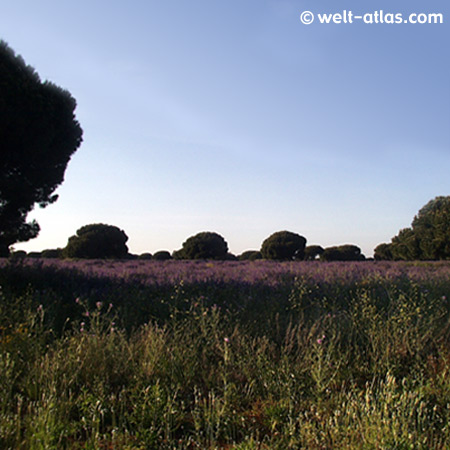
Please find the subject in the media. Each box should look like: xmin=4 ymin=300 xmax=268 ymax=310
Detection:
xmin=63 ymin=224 xmax=129 ymax=259
xmin=375 ymin=196 xmax=450 ymax=260
xmin=0 ymin=41 xmax=83 ymax=255
xmin=260 ymin=231 xmax=307 ymax=260
xmin=173 ymin=231 xmax=229 ymax=260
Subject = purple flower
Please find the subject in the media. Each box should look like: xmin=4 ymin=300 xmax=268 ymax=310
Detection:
xmin=96 ymin=301 xmax=103 ymax=310
xmin=317 ymin=335 xmax=326 ymax=345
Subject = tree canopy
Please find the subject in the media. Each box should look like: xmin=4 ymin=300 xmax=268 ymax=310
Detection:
xmin=0 ymin=41 xmax=83 ymax=255
xmin=321 ymin=245 xmax=365 ymax=261
xmin=63 ymin=224 xmax=129 ymax=259
xmin=375 ymin=196 xmax=450 ymax=260
xmin=173 ymin=231 xmax=229 ymax=260
xmin=260 ymin=231 xmax=307 ymax=260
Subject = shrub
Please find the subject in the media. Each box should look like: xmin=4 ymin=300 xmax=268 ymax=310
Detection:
xmin=238 ymin=250 xmax=263 ymax=261
xmin=152 ymin=251 xmax=172 ymax=261
xmin=304 ymin=245 xmax=324 ymax=261
xmin=138 ymin=253 xmax=153 ymax=260
xmin=321 ymin=244 xmax=365 ymax=261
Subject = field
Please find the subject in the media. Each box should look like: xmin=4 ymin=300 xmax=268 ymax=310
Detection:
xmin=1 ymin=258 xmax=450 ymax=449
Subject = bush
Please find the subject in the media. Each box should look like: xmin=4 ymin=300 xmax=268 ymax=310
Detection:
xmin=304 ymin=245 xmax=324 ymax=261
xmin=174 ymin=232 xmax=229 ymax=260
xmin=260 ymin=231 xmax=307 ymax=260
xmin=321 ymin=244 xmax=365 ymax=261
xmin=138 ymin=253 xmax=153 ymax=260
xmin=238 ymin=250 xmax=263 ymax=261
xmin=41 ymin=249 xmax=62 ymax=259
xmin=152 ymin=251 xmax=172 ymax=261
xmin=63 ymin=224 xmax=129 ymax=259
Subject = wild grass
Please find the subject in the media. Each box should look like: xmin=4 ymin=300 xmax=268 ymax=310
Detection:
xmin=0 ymin=259 xmax=449 ymax=448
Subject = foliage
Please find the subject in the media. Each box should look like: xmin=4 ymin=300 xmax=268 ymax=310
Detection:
xmin=138 ymin=253 xmax=153 ymax=260
xmin=321 ymin=244 xmax=365 ymax=261
xmin=377 ymin=196 xmax=450 ymax=261
xmin=173 ymin=231 xmax=229 ymax=260
xmin=260 ymin=231 xmax=307 ymax=260
xmin=41 ymin=249 xmax=62 ymax=259
xmin=152 ymin=250 xmax=172 ymax=261
xmin=0 ymin=41 xmax=83 ymax=256
xmin=63 ymin=223 xmax=129 ymax=259
xmin=238 ymin=250 xmax=262 ymax=261
xmin=0 ymin=259 xmax=449 ymax=448
xmin=304 ymin=245 xmax=324 ymax=260
xmin=374 ymin=243 xmax=393 ymax=261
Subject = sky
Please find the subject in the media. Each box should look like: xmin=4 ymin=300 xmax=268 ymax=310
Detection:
xmin=2 ymin=0 xmax=449 ymax=257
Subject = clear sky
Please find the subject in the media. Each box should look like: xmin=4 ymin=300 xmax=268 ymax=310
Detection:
xmin=2 ymin=0 xmax=449 ymax=257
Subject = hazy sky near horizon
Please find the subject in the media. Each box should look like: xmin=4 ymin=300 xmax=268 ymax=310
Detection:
xmin=2 ymin=0 xmax=449 ymax=257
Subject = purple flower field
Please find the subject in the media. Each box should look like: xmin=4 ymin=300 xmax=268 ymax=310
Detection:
xmin=0 ymin=259 xmax=450 ymax=287
xmin=2 ymin=258 xmax=449 ymax=287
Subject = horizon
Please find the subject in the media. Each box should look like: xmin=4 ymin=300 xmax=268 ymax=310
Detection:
xmin=2 ymin=0 xmax=449 ymax=257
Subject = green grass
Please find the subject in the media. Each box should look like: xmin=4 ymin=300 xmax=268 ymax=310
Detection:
xmin=0 ymin=261 xmax=450 ymax=448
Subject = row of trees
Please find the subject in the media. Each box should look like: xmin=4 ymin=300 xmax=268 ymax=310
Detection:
xmin=2 ymin=42 xmax=449 ymax=262
xmin=12 ymin=225 xmax=367 ymax=262
xmin=21 ymin=194 xmax=450 ymax=261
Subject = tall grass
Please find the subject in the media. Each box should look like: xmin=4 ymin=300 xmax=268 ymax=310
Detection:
xmin=0 ymin=259 xmax=449 ymax=448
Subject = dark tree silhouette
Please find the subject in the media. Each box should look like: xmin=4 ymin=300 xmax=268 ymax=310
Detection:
xmin=304 ymin=245 xmax=324 ymax=260
xmin=173 ymin=232 xmax=229 ymax=260
xmin=260 ymin=231 xmax=307 ymax=260
xmin=63 ymin=224 xmax=129 ymax=259
xmin=379 ymin=196 xmax=450 ymax=260
xmin=321 ymin=245 xmax=365 ymax=261
xmin=0 ymin=41 xmax=83 ymax=255
xmin=373 ymin=243 xmax=393 ymax=261
xmin=152 ymin=250 xmax=172 ymax=260
xmin=238 ymin=250 xmax=263 ymax=261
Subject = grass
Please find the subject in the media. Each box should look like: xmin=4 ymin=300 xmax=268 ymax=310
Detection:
xmin=0 ymin=259 xmax=449 ymax=448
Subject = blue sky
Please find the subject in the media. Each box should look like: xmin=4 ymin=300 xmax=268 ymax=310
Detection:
xmin=2 ymin=0 xmax=449 ymax=257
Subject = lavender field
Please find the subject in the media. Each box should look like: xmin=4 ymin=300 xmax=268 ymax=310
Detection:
xmin=1 ymin=259 xmax=450 ymax=448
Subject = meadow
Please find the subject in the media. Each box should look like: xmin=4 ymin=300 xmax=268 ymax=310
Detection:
xmin=0 ymin=258 xmax=450 ymax=449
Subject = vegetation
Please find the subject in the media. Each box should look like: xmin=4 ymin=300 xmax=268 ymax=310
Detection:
xmin=238 ymin=250 xmax=262 ymax=261
xmin=376 ymin=196 xmax=450 ymax=261
xmin=63 ymin=224 xmax=129 ymax=259
xmin=173 ymin=232 xmax=229 ymax=260
xmin=0 ymin=259 xmax=449 ymax=448
xmin=304 ymin=245 xmax=324 ymax=261
xmin=321 ymin=244 xmax=365 ymax=261
xmin=260 ymin=231 xmax=306 ymax=261
xmin=152 ymin=250 xmax=172 ymax=261
xmin=0 ymin=41 xmax=83 ymax=256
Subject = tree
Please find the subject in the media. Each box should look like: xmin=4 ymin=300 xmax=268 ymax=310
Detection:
xmin=304 ymin=245 xmax=324 ymax=261
xmin=138 ymin=253 xmax=153 ymax=260
xmin=238 ymin=250 xmax=262 ymax=261
xmin=63 ymin=224 xmax=129 ymax=259
xmin=174 ymin=232 xmax=228 ymax=260
xmin=411 ymin=196 xmax=450 ymax=259
xmin=152 ymin=250 xmax=172 ymax=261
xmin=380 ymin=196 xmax=450 ymax=261
xmin=390 ymin=228 xmax=421 ymax=260
xmin=0 ymin=41 xmax=83 ymax=255
xmin=260 ymin=231 xmax=307 ymax=260
xmin=321 ymin=245 xmax=365 ymax=261
xmin=373 ymin=243 xmax=393 ymax=261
